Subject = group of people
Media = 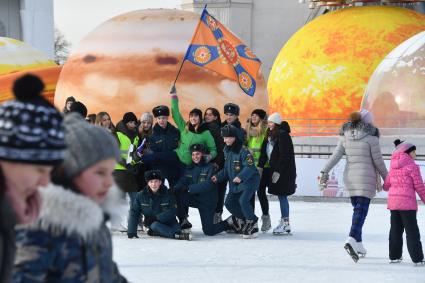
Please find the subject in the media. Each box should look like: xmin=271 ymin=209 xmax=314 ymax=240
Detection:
xmin=1 ymin=73 xmax=425 ymax=283
xmin=82 ymin=87 xmax=298 ymax=240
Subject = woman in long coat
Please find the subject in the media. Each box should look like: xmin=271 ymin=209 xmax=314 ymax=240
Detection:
xmin=258 ymin=113 xmax=296 ymax=235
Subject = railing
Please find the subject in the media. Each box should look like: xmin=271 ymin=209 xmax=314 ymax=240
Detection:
xmin=294 ymin=151 xmax=425 ymax=161
xmin=285 ymin=118 xmax=425 ymax=137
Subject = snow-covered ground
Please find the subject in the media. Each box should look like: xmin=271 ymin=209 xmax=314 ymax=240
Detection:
xmin=112 ymin=200 xmax=425 ymax=283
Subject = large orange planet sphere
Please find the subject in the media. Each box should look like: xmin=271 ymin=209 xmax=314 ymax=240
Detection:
xmin=0 ymin=37 xmax=60 ymax=104
xmin=55 ymin=9 xmax=268 ymax=123
xmin=267 ymin=6 xmax=425 ymax=135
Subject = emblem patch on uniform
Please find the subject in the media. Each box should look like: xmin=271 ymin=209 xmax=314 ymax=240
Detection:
xmin=246 ymin=154 xmax=254 ymax=165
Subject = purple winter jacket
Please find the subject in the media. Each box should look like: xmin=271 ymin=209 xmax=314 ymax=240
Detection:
xmin=383 ymin=152 xmax=425 ymax=210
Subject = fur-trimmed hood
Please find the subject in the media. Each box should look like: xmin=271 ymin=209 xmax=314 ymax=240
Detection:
xmin=20 ymin=183 xmax=125 ymax=240
xmin=340 ymin=121 xmax=379 ymax=140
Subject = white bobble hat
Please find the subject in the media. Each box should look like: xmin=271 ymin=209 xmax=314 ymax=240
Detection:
xmin=268 ymin=112 xmax=282 ymax=125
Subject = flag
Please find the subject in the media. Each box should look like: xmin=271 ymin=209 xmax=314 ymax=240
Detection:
xmin=183 ymin=7 xmax=261 ymax=97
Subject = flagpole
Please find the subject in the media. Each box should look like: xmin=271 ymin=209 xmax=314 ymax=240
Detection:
xmin=171 ymin=4 xmax=208 ymax=91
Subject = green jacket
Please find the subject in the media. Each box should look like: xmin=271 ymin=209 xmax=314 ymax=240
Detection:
xmin=171 ymin=96 xmax=217 ymax=166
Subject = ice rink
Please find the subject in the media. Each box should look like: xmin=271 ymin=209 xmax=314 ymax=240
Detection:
xmin=112 ymin=200 xmax=425 ymax=283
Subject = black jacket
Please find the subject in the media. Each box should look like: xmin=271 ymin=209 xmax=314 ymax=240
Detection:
xmin=147 ymin=123 xmax=180 ymax=153
xmin=258 ymin=121 xmax=296 ymax=196
xmin=0 ymin=197 xmax=17 ymax=283
xmin=205 ymin=121 xmax=225 ymax=169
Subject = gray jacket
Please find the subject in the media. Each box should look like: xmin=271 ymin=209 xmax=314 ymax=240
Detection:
xmin=0 ymin=197 xmax=18 ymax=283
xmin=322 ymin=122 xmax=388 ymax=199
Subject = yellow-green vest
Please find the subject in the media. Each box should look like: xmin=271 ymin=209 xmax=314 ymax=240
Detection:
xmin=115 ymin=132 xmax=139 ymax=170
xmin=247 ymin=132 xmax=269 ymax=168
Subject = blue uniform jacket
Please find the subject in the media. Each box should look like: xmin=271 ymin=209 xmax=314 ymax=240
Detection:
xmin=216 ymin=141 xmax=260 ymax=194
xmin=174 ymin=161 xmax=217 ymax=210
xmin=129 ymin=185 xmax=178 ymax=233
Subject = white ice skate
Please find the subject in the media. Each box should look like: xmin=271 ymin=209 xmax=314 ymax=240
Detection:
xmin=414 ymin=261 xmax=425 ymax=267
xmin=261 ymin=215 xmax=271 ymax=232
xmin=389 ymin=258 xmax=402 ymax=264
xmin=273 ymin=218 xmax=291 ymax=235
xmin=344 ymin=237 xmax=359 ymax=263
xmin=356 ymin=241 xmax=367 ymax=257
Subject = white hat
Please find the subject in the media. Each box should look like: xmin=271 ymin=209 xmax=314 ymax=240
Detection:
xmin=360 ymin=109 xmax=373 ymax=124
xmin=268 ymin=112 xmax=282 ymax=125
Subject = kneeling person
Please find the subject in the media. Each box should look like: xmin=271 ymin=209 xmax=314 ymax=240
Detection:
xmin=174 ymin=144 xmax=231 ymax=236
xmin=128 ymin=170 xmax=191 ymax=240
xmin=212 ymin=125 xmax=260 ymax=239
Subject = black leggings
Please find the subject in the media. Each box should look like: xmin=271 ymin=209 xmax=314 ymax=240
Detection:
xmin=250 ymin=168 xmax=270 ymax=216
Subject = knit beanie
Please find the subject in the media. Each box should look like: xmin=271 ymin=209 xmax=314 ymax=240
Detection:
xmin=62 ymin=113 xmax=120 ymax=178
xmin=0 ymin=74 xmax=66 ymax=165
xmin=140 ymin=112 xmax=153 ymax=123
xmin=268 ymin=112 xmax=282 ymax=125
xmin=393 ymin=139 xmax=416 ymax=154
xmin=69 ymin=101 xmax=88 ymax=118
xmin=360 ymin=109 xmax=373 ymax=124
xmin=251 ymin=109 xmax=267 ymax=120
xmin=123 ymin=112 xmax=138 ymax=124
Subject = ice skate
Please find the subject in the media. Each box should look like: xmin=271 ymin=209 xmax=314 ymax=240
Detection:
xmin=225 ymin=215 xmax=244 ymax=234
xmin=180 ymin=218 xmax=192 ymax=233
xmin=175 ymin=232 xmax=192 ymax=241
xmin=242 ymin=219 xmax=259 ymax=239
xmin=344 ymin=237 xmax=359 ymax=263
xmin=389 ymin=258 xmax=402 ymax=264
xmin=356 ymin=242 xmax=367 ymax=257
xmin=414 ymin=261 xmax=425 ymax=267
xmin=213 ymin=212 xmax=223 ymax=224
xmin=261 ymin=214 xmax=271 ymax=232
xmin=273 ymin=217 xmax=291 ymax=235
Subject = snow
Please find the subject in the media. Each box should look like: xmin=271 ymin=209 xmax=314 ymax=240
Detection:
xmin=112 ymin=200 xmax=425 ymax=283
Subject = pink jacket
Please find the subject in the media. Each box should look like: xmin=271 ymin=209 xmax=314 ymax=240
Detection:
xmin=383 ymin=152 xmax=425 ymax=210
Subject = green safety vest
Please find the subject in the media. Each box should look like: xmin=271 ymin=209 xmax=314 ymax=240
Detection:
xmin=115 ymin=132 xmax=139 ymax=170
xmin=247 ymin=132 xmax=269 ymax=168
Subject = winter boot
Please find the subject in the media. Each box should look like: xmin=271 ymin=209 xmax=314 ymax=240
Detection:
xmin=273 ymin=217 xmax=291 ymax=235
xmin=389 ymin=258 xmax=403 ymax=264
xmin=175 ymin=232 xmax=192 ymax=241
xmin=180 ymin=218 xmax=192 ymax=233
xmin=344 ymin=237 xmax=359 ymax=263
xmin=127 ymin=233 xmax=139 ymax=239
xmin=225 ymin=216 xmax=244 ymax=234
xmin=242 ymin=219 xmax=259 ymax=239
xmin=214 ymin=212 xmax=223 ymax=224
xmin=356 ymin=241 xmax=367 ymax=257
xmin=261 ymin=214 xmax=271 ymax=232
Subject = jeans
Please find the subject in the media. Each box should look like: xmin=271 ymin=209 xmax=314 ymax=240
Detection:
xmin=349 ymin=196 xmax=370 ymax=242
xmin=278 ymin=195 xmax=289 ymax=218
xmin=127 ymin=192 xmax=139 ymax=234
xmin=225 ymin=189 xmax=258 ymax=221
xmin=150 ymin=221 xmax=181 ymax=239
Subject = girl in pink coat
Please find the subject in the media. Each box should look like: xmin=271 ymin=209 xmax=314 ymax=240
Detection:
xmin=384 ymin=139 xmax=425 ymax=265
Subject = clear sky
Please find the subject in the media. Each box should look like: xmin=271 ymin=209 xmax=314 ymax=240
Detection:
xmin=54 ymin=0 xmax=181 ymax=49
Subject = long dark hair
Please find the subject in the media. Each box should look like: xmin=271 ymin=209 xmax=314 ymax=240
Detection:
xmin=267 ymin=123 xmax=281 ymax=140
xmin=204 ymin=107 xmax=221 ymax=125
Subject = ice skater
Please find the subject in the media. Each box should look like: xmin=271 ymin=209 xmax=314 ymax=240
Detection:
xmin=319 ymin=110 xmax=387 ymax=262
xmin=384 ymin=139 xmax=425 ymax=266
